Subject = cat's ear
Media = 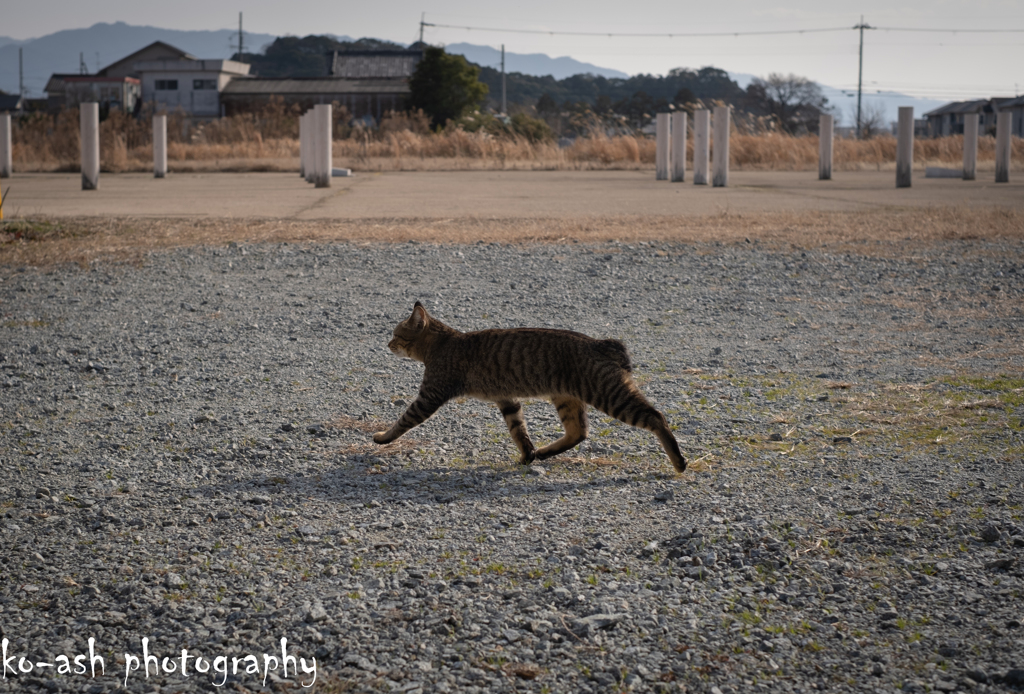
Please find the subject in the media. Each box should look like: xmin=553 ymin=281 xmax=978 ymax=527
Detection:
xmin=410 ymin=302 xmax=428 ymax=331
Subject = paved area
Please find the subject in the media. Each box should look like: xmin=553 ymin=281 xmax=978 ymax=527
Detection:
xmin=2 ymin=169 xmax=1022 ymax=220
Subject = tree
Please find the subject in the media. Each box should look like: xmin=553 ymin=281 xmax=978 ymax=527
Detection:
xmin=612 ymin=91 xmax=668 ymax=130
xmin=233 ymin=35 xmax=405 ymax=77
xmin=745 ymin=73 xmax=829 ymax=134
xmin=859 ymin=102 xmax=888 ymax=139
xmin=408 ymin=47 xmax=489 ymax=129
xmin=536 ymin=93 xmax=558 ymax=116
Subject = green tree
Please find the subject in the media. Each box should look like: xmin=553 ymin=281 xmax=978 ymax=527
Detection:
xmin=409 ymin=47 xmax=489 ymax=128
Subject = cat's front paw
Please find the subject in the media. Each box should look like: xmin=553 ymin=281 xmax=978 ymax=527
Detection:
xmin=373 ymin=431 xmax=392 ymax=444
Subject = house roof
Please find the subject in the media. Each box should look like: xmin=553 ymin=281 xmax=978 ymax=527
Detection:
xmin=221 ymin=77 xmax=410 ymax=96
xmin=329 ymin=50 xmax=423 ymax=79
xmin=923 ymin=99 xmax=989 ymax=118
xmin=96 ymin=41 xmax=194 ymax=78
xmin=0 ymin=94 xmax=23 ymax=112
xmin=44 ymin=73 xmax=140 ymax=94
xmin=133 ymin=59 xmax=250 ymax=76
xmin=1000 ymin=95 xmax=1024 ymax=109
xmin=924 ymin=97 xmax=1021 ymax=118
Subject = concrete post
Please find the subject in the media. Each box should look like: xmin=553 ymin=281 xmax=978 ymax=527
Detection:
xmin=0 ymin=113 xmax=11 ymax=178
xmin=995 ymin=111 xmax=1011 ymax=183
xmin=896 ymin=106 xmax=913 ymax=188
xmin=712 ymin=105 xmax=730 ymax=187
xmin=153 ymin=114 xmax=167 ymax=178
xmin=818 ymin=113 xmax=833 ymax=181
xmin=314 ymin=104 xmax=332 ymax=188
xmin=304 ymin=112 xmax=315 ymax=183
xmin=671 ymin=111 xmax=687 ymax=182
xmin=693 ymin=109 xmax=709 ymax=185
xmin=655 ymin=113 xmax=669 ymax=180
xmin=962 ymin=113 xmax=978 ymax=181
xmin=298 ymin=111 xmax=306 ymax=179
xmin=80 ymin=102 xmax=100 ymax=191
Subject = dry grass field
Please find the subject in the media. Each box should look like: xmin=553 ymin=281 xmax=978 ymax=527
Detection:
xmin=2 ymin=207 xmax=1022 ymax=269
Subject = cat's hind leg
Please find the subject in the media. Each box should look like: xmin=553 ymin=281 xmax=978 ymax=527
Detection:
xmin=593 ymin=380 xmax=687 ymax=473
xmin=496 ymin=399 xmax=537 ymax=464
xmin=536 ymin=396 xmax=588 ymax=460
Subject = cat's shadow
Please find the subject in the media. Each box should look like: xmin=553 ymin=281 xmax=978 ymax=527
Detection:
xmin=193 ymin=452 xmax=644 ymax=517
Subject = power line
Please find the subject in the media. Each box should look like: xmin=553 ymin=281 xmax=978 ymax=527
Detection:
xmin=421 ymin=21 xmax=852 ymax=38
xmin=421 ymin=21 xmax=1024 ymax=38
xmin=874 ymin=26 xmax=1024 ymax=33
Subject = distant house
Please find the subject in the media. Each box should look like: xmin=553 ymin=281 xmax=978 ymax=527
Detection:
xmin=43 ymin=41 xmax=188 ymax=115
xmin=329 ymin=49 xmax=423 ymax=79
xmin=221 ymin=48 xmax=424 ymax=122
xmin=1001 ymin=95 xmax=1024 ymax=138
xmin=135 ymin=58 xmax=250 ymax=118
xmin=220 ymin=77 xmax=409 ymax=120
xmin=0 ymin=92 xmax=24 ymax=113
xmin=44 ymin=41 xmax=249 ymax=118
xmin=923 ymin=98 xmax=1017 ymax=137
xmin=43 ymin=74 xmax=141 ymax=115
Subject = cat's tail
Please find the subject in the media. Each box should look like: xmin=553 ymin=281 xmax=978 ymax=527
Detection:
xmin=593 ymin=339 xmax=632 ymax=373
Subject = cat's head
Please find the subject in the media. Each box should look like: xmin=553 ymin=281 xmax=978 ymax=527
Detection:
xmin=387 ymin=301 xmax=430 ymax=361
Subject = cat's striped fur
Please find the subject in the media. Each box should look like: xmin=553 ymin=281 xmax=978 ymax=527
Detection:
xmin=372 ymin=302 xmax=686 ymax=473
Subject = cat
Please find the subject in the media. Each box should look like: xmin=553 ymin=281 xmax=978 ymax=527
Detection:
xmin=372 ymin=302 xmax=686 ymax=473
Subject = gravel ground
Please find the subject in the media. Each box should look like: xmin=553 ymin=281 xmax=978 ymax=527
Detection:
xmin=1 ymin=238 xmax=1023 ymax=694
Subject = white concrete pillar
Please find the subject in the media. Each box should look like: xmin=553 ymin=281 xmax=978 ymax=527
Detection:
xmin=304 ymin=112 xmax=315 ymax=183
xmin=995 ymin=111 xmax=1011 ymax=184
xmin=314 ymin=104 xmax=332 ymax=188
xmin=655 ymin=113 xmax=670 ymax=181
xmin=671 ymin=111 xmax=687 ymax=182
xmin=712 ymin=105 xmax=730 ymax=187
xmin=153 ymin=114 xmax=167 ymax=179
xmin=298 ymin=112 xmax=306 ymax=179
xmin=693 ymin=109 xmax=709 ymax=185
xmin=962 ymin=113 xmax=978 ymax=181
xmin=896 ymin=106 xmax=913 ymax=188
xmin=80 ymin=102 xmax=100 ymax=191
xmin=0 ymin=113 xmax=11 ymax=178
xmin=818 ymin=113 xmax=833 ymax=181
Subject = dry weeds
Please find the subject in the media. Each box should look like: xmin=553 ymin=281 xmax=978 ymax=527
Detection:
xmin=2 ymin=206 xmax=1022 ymax=268
xmin=9 ymin=107 xmax=1022 ymax=173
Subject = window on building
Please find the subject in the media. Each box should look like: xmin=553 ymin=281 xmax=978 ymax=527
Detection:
xmin=155 ymin=80 xmax=178 ymax=90
xmin=193 ymin=79 xmax=218 ymax=90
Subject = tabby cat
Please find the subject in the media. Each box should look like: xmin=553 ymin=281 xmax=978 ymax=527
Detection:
xmin=373 ymin=302 xmax=686 ymax=473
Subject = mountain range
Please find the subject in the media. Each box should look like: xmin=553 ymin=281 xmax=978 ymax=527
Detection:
xmin=1 ymin=21 xmax=946 ymax=126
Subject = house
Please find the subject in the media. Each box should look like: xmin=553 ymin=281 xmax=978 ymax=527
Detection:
xmin=220 ymin=77 xmax=409 ymax=120
xmin=43 ymin=41 xmax=188 ymax=115
xmin=43 ymin=74 xmax=141 ymax=114
xmin=134 ymin=58 xmax=250 ymax=118
xmin=1000 ymin=95 xmax=1024 ymax=138
xmin=44 ymin=41 xmax=249 ymax=118
xmin=0 ymin=92 xmax=24 ymax=113
xmin=329 ymin=49 xmax=423 ymax=79
xmin=221 ymin=48 xmax=424 ymax=122
xmin=923 ymin=98 xmax=1018 ymax=137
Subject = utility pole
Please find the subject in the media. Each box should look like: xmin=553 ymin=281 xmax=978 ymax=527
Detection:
xmin=238 ymin=12 xmax=244 ymax=59
xmin=80 ymin=52 xmax=87 ymax=74
xmin=19 ymin=47 xmax=24 ymax=99
xmin=501 ymin=44 xmax=506 ymax=114
xmin=419 ymin=13 xmax=425 ymax=44
xmin=854 ymin=16 xmax=874 ymax=139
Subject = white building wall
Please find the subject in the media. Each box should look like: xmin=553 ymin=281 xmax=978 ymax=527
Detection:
xmin=137 ymin=60 xmax=249 ymax=117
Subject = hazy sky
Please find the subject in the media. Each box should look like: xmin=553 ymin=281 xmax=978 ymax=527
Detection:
xmin=7 ymin=0 xmax=1024 ymax=100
